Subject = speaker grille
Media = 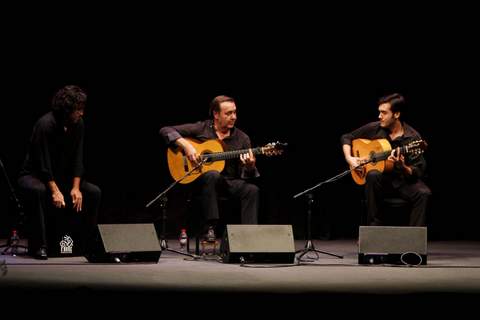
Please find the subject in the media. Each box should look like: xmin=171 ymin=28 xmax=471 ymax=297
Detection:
xmin=222 ymin=225 xmax=295 ymax=263
xmin=86 ymin=223 xmax=162 ymax=263
xmin=358 ymin=226 xmax=427 ymax=265
xmin=359 ymin=226 xmax=427 ymax=254
xmin=98 ymin=224 xmax=161 ymax=252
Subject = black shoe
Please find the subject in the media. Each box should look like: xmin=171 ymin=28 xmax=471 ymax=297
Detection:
xmin=34 ymin=247 xmax=48 ymax=260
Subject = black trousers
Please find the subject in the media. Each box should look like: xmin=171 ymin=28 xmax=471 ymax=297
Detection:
xmin=365 ymin=170 xmax=431 ymax=226
xmin=191 ymin=171 xmax=259 ymax=226
xmin=17 ymin=175 xmax=101 ymax=252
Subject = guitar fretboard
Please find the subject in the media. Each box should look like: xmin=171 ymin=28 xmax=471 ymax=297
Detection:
xmin=202 ymin=147 xmax=264 ymax=162
xmin=371 ymin=144 xmax=417 ymax=162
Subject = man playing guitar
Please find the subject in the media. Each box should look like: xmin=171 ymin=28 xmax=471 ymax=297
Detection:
xmin=341 ymin=93 xmax=431 ymax=226
xmin=160 ymin=95 xmax=260 ymax=240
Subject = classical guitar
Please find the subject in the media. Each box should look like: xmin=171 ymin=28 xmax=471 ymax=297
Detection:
xmin=350 ymin=138 xmax=427 ymax=185
xmin=167 ymin=138 xmax=286 ymax=184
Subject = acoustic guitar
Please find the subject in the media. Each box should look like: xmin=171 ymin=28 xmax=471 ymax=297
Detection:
xmin=350 ymin=138 xmax=427 ymax=185
xmin=167 ymin=138 xmax=286 ymax=184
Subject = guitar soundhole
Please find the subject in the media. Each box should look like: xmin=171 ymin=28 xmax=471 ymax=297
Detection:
xmin=202 ymin=151 xmax=213 ymax=164
xmin=369 ymin=151 xmax=377 ymax=164
xmin=182 ymin=153 xmax=189 ymax=172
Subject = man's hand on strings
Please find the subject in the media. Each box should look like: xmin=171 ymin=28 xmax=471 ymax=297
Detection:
xmin=388 ymin=147 xmax=406 ymax=167
xmin=184 ymin=143 xmax=202 ymax=166
xmin=240 ymin=148 xmax=256 ymax=168
xmin=346 ymin=156 xmax=365 ymax=172
xmin=388 ymin=147 xmax=413 ymax=175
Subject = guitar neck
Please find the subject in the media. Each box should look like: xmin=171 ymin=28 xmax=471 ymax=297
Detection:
xmin=202 ymin=147 xmax=264 ymax=162
xmin=373 ymin=144 xmax=411 ymax=161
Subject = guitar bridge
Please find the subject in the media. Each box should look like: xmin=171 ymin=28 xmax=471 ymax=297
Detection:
xmin=183 ymin=155 xmax=189 ymax=172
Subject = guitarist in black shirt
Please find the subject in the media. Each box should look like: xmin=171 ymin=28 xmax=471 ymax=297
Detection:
xmin=160 ymin=95 xmax=260 ymax=239
xmin=341 ymin=93 xmax=431 ymax=226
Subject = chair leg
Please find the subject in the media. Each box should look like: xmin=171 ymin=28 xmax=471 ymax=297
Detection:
xmin=195 ymin=236 xmax=200 ymax=256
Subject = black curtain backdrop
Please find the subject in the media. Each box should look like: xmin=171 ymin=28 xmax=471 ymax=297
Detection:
xmin=1 ymin=7 xmax=478 ymax=240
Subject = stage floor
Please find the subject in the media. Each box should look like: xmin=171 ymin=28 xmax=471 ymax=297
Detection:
xmin=2 ymin=239 xmax=480 ymax=311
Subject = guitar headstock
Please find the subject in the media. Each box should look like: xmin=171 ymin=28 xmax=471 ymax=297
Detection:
xmin=405 ymin=139 xmax=428 ymax=157
xmin=261 ymin=141 xmax=287 ymax=157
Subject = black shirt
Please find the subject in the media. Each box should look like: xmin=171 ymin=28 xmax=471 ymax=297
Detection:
xmin=340 ymin=121 xmax=427 ymax=181
xmin=20 ymin=111 xmax=84 ymax=186
xmin=160 ymin=119 xmax=259 ymax=179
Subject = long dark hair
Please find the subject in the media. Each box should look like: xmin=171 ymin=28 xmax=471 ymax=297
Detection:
xmin=51 ymin=85 xmax=87 ymax=118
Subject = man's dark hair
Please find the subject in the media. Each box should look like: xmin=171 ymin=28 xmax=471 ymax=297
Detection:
xmin=51 ymin=85 xmax=87 ymax=115
xmin=209 ymin=95 xmax=235 ymax=117
xmin=378 ymin=93 xmax=405 ymax=114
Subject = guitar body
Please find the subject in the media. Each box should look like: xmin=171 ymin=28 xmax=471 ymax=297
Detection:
xmin=167 ymin=138 xmax=286 ymax=184
xmin=351 ymin=138 xmax=394 ymax=185
xmin=167 ymin=139 xmax=225 ymax=184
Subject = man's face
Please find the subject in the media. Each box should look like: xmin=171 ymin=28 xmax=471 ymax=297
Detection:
xmin=214 ymin=101 xmax=237 ymax=131
xmin=378 ymin=102 xmax=398 ymax=128
xmin=68 ymin=108 xmax=84 ymax=125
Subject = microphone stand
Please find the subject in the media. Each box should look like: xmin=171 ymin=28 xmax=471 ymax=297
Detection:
xmin=0 ymin=157 xmax=28 ymax=256
xmin=293 ymin=168 xmax=355 ymax=262
xmin=146 ymin=159 xmax=207 ymax=259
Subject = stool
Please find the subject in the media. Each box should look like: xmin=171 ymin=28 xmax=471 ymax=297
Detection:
xmin=383 ymin=197 xmax=410 ymax=209
xmin=361 ymin=196 xmax=411 ymax=226
xmin=382 ymin=197 xmax=411 ymax=226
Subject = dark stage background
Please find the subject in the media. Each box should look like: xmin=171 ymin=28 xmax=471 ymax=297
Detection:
xmin=1 ymin=8 xmax=478 ymax=241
